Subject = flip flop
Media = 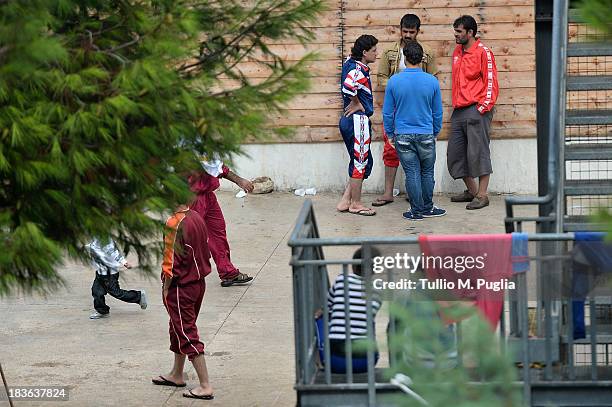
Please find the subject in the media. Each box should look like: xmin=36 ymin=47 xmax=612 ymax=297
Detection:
xmin=348 ymin=208 xmax=376 ymax=216
xmin=152 ymin=375 xmax=186 ymax=387
xmin=183 ymin=389 xmax=214 ymax=400
xmin=337 ymin=208 xmax=349 ymax=213
xmin=372 ymin=199 xmax=394 ymax=207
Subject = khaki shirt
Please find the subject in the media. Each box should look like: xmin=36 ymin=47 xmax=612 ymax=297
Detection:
xmin=377 ymin=41 xmax=438 ymax=89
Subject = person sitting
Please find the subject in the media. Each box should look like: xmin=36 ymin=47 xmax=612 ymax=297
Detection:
xmin=324 ymin=247 xmax=382 ymax=373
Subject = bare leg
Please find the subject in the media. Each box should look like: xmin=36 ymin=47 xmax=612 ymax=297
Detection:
xmin=153 ymin=352 xmax=186 ymax=385
xmin=336 ymin=182 xmax=351 ymax=211
xmin=187 ymin=354 xmax=214 ymax=397
xmin=374 ymin=166 xmax=398 ymax=203
xmin=477 ymin=174 xmax=490 ymax=198
xmin=349 ymin=178 xmax=375 ymax=214
xmin=462 ymin=177 xmax=478 ymax=196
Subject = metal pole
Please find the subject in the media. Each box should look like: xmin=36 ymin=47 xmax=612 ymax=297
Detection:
xmin=520 ymin=272 xmax=531 ymax=405
xmin=553 ymin=0 xmax=569 ymax=235
xmin=321 ymin=266 xmax=331 ymax=384
xmin=342 ymin=264 xmax=353 ymax=383
xmin=589 ymin=295 xmax=598 ymax=381
xmin=0 ymin=364 xmax=14 ymax=407
xmin=364 ymin=245 xmax=376 ymax=407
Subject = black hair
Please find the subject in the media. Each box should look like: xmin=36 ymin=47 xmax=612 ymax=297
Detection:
xmin=453 ymin=15 xmax=478 ymax=37
xmin=400 ymin=13 xmax=421 ymax=30
xmin=350 ymin=34 xmax=378 ymax=61
xmin=352 ymin=246 xmax=382 ymax=276
xmin=402 ymin=40 xmax=423 ymax=66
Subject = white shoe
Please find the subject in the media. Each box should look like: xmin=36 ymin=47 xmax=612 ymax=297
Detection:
xmin=89 ymin=311 xmax=109 ymax=319
xmin=140 ymin=291 xmax=148 ymax=310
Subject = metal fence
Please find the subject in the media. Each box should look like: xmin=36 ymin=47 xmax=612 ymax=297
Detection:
xmin=289 ymin=200 xmax=612 ymax=407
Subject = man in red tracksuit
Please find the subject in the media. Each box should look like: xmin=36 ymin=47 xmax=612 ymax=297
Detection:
xmin=188 ymin=159 xmax=254 ymax=286
xmin=447 ymin=15 xmax=499 ymax=210
xmin=153 ymin=205 xmax=214 ymax=400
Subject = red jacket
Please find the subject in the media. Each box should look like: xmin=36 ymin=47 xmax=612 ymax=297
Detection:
xmin=188 ymin=164 xmax=230 ymax=194
xmin=452 ymin=39 xmax=499 ymax=114
xmin=162 ymin=208 xmax=211 ymax=285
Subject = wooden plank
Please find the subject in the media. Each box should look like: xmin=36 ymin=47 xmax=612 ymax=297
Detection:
xmin=263 ymin=27 xmax=340 ymax=45
xmin=235 ymin=55 xmax=535 ymax=81
xmin=374 ymin=38 xmax=535 ymax=56
xmin=217 ymin=76 xmax=341 ymax=94
xmin=345 ymin=0 xmax=535 ymax=9
xmin=271 ymin=104 xmax=536 ymax=126
xmin=344 ymin=22 xmax=535 ymax=41
xmin=370 ymin=88 xmax=536 ymax=106
xmin=248 ymin=43 xmax=338 ymax=61
xmin=219 ymin=60 xmax=340 ymax=78
xmin=247 ymin=39 xmax=533 ymax=60
xmin=566 ymin=90 xmax=612 ymax=109
xmin=221 ymin=55 xmax=535 ymax=83
xmin=430 ymin=55 xmax=535 ymax=72
xmin=566 ymin=125 xmax=612 ymax=138
xmin=435 ymin=71 xmax=535 ymax=89
xmin=218 ymin=71 xmax=535 ymax=96
xmin=343 ymin=6 xmax=534 ymax=27
xmin=283 ymin=88 xmax=537 ymax=110
xmin=265 ymin=37 xmax=534 ymax=55
xmin=567 ymin=57 xmax=612 ymax=75
xmin=256 ymin=123 xmax=537 ymax=143
xmin=284 ymin=90 xmax=537 ymax=110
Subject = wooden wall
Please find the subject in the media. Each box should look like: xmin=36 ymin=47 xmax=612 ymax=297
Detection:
xmin=245 ymin=0 xmax=538 ymax=143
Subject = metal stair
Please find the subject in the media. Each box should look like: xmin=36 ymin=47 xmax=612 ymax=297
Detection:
xmin=561 ymin=10 xmax=612 ymax=233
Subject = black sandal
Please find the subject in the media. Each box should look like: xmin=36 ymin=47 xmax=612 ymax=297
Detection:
xmin=221 ymin=272 xmax=254 ymax=287
xmin=183 ymin=389 xmax=214 ymax=400
xmin=152 ymin=375 xmax=186 ymax=387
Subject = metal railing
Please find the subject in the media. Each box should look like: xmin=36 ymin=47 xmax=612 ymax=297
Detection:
xmin=505 ymin=0 xmax=569 ymax=235
xmin=290 ymin=200 xmax=612 ymax=407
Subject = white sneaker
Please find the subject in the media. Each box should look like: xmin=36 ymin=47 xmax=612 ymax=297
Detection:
xmin=89 ymin=311 xmax=109 ymax=319
xmin=139 ymin=291 xmax=148 ymax=310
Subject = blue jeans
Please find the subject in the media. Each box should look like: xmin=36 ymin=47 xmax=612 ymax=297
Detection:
xmin=395 ymin=134 xmax=436 ymax=215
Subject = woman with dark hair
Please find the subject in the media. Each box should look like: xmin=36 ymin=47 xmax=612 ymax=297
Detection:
xmin=337 ymin=34 xmax=379 ymax=216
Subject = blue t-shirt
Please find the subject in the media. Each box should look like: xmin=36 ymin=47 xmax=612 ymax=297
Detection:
xmin=382 ymin=67 xmax=443 ymax=137
xmin=341 ymin=58 xmax=374 ymax=117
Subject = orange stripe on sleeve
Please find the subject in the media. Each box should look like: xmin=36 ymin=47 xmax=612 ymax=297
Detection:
xmin=161 ymin=211 xmax=186 ymax=279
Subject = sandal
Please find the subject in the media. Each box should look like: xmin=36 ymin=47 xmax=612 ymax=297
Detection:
xmin=152 ymin=375 xmax=186 ymax=387
xmin=372 ymin=198 xmax=393 ymax=207
xmin=348 ymin=208 xmax=376 ymax=216
xmin=183 ymin=389 xmax=214 ymax=400
xmin=221 ymin=272 xmax=254 ymax=287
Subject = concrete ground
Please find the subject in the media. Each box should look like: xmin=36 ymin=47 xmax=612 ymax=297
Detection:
xmin=0 ymin=191 xmax=535 ymax=407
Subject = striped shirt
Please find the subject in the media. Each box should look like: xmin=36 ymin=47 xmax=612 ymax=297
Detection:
xmin=327 ymin=273 xmax=381 ymax=340
xmin=341 ymin=57 xmax=374 ymax=117
xmin=86 ymin=238 xmax=126 ymax=275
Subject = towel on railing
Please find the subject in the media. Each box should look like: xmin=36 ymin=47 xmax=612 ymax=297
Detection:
xmin=572 ymin=232 xmax=611 ymax=340
xmin=418 ymin=234 xmax=513 ymax=329
xmin=511 ymin=232 xmax=529 ymax=273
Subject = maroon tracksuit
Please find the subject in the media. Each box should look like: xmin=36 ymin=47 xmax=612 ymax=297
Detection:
xmin=188 ymin=166 xmax=240 ymax=280
xmin=162 ymin=208 xmax=211 ymax=360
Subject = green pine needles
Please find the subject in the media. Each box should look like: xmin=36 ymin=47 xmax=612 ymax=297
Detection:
xmin=0 ymin=0 xmax=324 ymax=295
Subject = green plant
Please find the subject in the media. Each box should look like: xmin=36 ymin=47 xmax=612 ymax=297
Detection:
xmin=0 ymin=0 xmax=323 ymax=295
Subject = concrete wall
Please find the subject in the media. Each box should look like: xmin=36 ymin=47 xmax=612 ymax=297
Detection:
xmin=221 ymin=138 xmax=538 ymax=194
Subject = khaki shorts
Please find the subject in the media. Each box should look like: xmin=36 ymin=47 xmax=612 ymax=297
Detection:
xmin=447 ymin=104 xmax=494 ymax=179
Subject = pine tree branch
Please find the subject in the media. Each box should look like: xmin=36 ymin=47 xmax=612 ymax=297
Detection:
xmin=178 ymin=1 xmax=281 ymax=72
xmin=107 ymin=32 xmax=140 ymax=52
xmin=84 ymin=30 xmax=135 ymax=65
xmin=0 ymin=45 xmax=10 ymax=64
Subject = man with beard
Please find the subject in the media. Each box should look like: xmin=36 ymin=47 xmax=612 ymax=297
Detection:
xmin=373 ymin=14 xmax=438 ymax=208
xmin=448 ymin=15 xmax=499 ymax=210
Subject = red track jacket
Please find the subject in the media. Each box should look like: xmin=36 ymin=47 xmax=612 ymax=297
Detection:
xmin=451 ymin=39 xmax=499 ymax=114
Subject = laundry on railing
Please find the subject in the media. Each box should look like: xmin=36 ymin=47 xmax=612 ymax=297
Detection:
xmin=511 ymin=232 xmax=530 ymax=273
xmin=571 ymin=232 xmax=612 ymax=340
xmin=418 ymin=234 xmax=514 ymax=329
